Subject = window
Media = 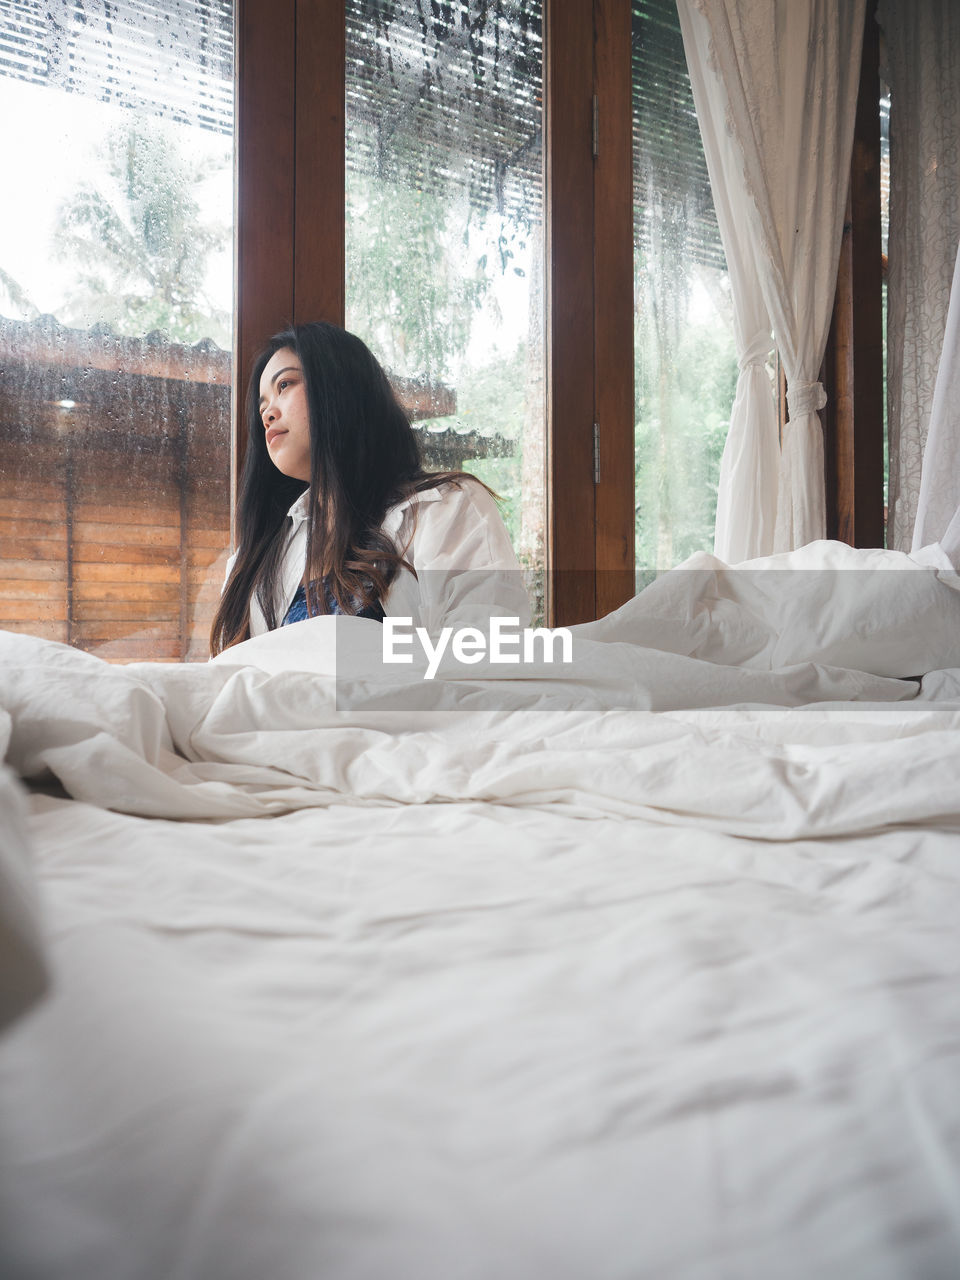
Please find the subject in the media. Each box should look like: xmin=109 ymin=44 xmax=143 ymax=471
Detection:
xmin=2 ymin=0 xmax=746 ymax=650
xmin=343 ymin=0 xmax=545 ymax=613
xmin=631 ymin=0 xmax=736 ymax=578
xmin=0 ymin=0 xmax=234 ymax=660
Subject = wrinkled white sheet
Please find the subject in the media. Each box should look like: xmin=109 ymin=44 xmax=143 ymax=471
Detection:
xmin=1 ymin=542 xmax=960 ymax=1278
xmin=2 ymin=556 xmax=960 ymax=838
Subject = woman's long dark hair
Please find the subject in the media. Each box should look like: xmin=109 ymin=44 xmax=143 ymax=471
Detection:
xmin=210 ymin=322 xmax=491 ymax=654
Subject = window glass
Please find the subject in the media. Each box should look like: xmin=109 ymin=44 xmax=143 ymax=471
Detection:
xmin=632 ymin=0 xmax=738 ymax=578
xmin=0 ymin=1 xmax=234 ymax=661
xmin=344 ymin=0 xmax=545 ymax=616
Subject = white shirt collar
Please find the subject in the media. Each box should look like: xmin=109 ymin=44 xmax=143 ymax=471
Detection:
xmin=286 ymin=485 xmax=445 ymax=530
xmin=287 ymin=490 xmax=312 ymax=523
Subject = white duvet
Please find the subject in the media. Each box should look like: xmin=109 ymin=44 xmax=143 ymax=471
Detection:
xmin=1 ymin=540 xmax=959 ymax=1279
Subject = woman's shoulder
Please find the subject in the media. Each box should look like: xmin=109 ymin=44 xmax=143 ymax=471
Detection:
xmin=385 ymin=474 xmax=518 ymax=570
xmin=383 ymin=474 xmax=492 ymax=525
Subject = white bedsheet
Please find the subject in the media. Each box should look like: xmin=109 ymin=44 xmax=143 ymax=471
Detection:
xmin=1 ymin=542 xmax=959 ymax=1278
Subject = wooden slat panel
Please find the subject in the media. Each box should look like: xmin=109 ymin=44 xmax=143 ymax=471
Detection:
xmin=187 ymin=549 xmax=229 ymax=570
xmin=0 ymin=560 xmax=68 ymax=582
xmin=190 ymin=574 xmax=225 ymax=592
xmin=72 ymin=522 xmax=182 ymax=548
xmin=74 ymin=563 xmax=181 ymax=585
xmin=72 ymin=590 xmax=179 ymax=602
xmin=74 ymin=621 xmax=178 ymax=643
xmin=189 ymin=588 xmax=221 ymax=605
xmin=0 ymin=498 xmax=67 ymax=522
xmin=72 ymin=543 xmax=181 ymax=566
xmin=186 ymin=521 xmax=230 ymax=541
xmin=0 ymin=518 xmax=65 ymax=538
xmin=545 ymin=0 xmax=596 ymax=625
xmin=0 ymin=537 xmax=67 ymax=560
xmin=0 ymin=479 xmax=64 ymax=502
xmin=186 ymin=502 xmax=229 ymax=520
xmin=0 ymin=332 xmax=231 ymax=668
xmin=75 ymin=601 xmax=183 ymax=622
xmin=0 ymin=465 xmax=68 ymax=642
xmin=0 ymin=600 xmax=68 ymax=621
xmin=183 ymin=530 xmax=230 ymax=551
xmin=0 ymin=620 xmax=68 ymax=640
xmin=187 ymin=587 xmax=224 ymax=608
xmin=74 ymin=502 xmax=180 ymax=527
xmin=83 ymin=638 xmax=181 ymax=661
xmin=0 ymin=581 xmax=65 ymax=601
xmin=73 ymin=592 xmax=180 ymax=613
xmin=593 ymin=0 xmax=635 ymax=618
xmin=71 ymin=465 xmax=180 ymax=489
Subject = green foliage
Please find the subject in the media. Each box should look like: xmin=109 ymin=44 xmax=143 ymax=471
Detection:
xmin=634 ymin=269 xmax=738 ymax=573
xmin=345 ymin=172 xmax=491 ymax=384
xmin=456 ymin=343 xmax=527 ymax=441
xmin=423 ymin=345 xmax=529 ymax=545
xmin=53 ymin=123 xmax=230 ymax=346
xmin=346 ymin=180 xmax=530 ymax=544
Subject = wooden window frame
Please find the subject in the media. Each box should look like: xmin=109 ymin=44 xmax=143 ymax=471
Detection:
xmin=821 ymin=0 xmax=884 ymax=547
xmin=234 ymin=0 xmax=344 ymax=537
xmin=234 ymin=0 xmax=635 ymax=625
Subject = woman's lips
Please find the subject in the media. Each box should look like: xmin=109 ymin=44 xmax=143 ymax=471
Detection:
xmin=265 ymin=427 xmax=287 ymax=446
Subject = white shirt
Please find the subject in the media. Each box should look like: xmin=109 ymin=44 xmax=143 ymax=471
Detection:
xmin=230 ymin=478 xmax=531 ymax=637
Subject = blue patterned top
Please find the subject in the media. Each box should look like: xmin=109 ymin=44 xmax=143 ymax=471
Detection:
xmin=281 ymin=579 xmax=384 ymax=626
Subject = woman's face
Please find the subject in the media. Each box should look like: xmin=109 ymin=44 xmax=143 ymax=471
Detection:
xmin=258 ymin=348 xmax=311 ymax=482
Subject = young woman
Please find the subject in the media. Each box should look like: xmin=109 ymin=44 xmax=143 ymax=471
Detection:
xmin=210 ymin=321 xmax=530 ymax=655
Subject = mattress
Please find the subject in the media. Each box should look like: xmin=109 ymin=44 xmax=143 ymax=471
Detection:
xmin=1 ymin=540 xmax=959 ymax=1279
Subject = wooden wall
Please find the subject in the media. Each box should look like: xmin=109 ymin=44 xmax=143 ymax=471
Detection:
xmin=0 ymin=437 xmax=68 ymax=643
xmin=0 ymin=376 xmax=231 ymax=663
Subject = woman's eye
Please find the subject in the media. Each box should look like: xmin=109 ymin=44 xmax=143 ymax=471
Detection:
xmin=278 ymin=378 xmax=291 ymax=392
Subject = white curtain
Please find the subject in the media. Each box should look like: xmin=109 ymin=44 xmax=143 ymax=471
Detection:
xmin=678 ymin=0 xmax=866 ymax=557
xmin=913 ymin=238 xmax=960 ymax=560
xmin=880 ymin=0 xmax=960 ymax=551
xmin=677 ymin=2 xmax=779 ymax=563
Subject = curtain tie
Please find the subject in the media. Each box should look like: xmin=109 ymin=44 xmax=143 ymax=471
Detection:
xmin=738 ymin=335 xmax=771 ymax=371
xmin=787 ymin=380 xmax=827 ymax=419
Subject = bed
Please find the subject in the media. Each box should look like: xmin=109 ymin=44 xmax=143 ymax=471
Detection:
xmin=2 ymin=538 xmax=960 ymax=1279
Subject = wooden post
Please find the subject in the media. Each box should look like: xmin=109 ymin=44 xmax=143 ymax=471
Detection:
xmin=233 ymin=0 xmax=346 ymax=540
xmin=822 ymin=2 xmax=884 ymax=546
xmin=233 ymin=0 xmax=297 ymax=535
xmin=294 ymin=0 xmax=345 ymax=325
xmin=544 ymin=0 xmax=596 ymax=626
xmin=593 ymin=0 xmax=635 ymax=617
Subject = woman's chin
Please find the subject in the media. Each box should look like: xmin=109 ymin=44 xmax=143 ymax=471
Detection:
xmin=269 ymin=452 xmax=309 ymax=482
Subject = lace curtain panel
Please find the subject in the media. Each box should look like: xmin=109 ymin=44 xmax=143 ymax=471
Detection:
xmin=678 ymin=0 xmax=865 ymax=560
xmin=880 ymin=0 xmax=960 ymax=552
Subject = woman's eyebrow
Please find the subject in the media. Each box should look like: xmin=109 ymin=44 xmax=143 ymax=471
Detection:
xmin=258 ymin=366 xmax=299 ymax=408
